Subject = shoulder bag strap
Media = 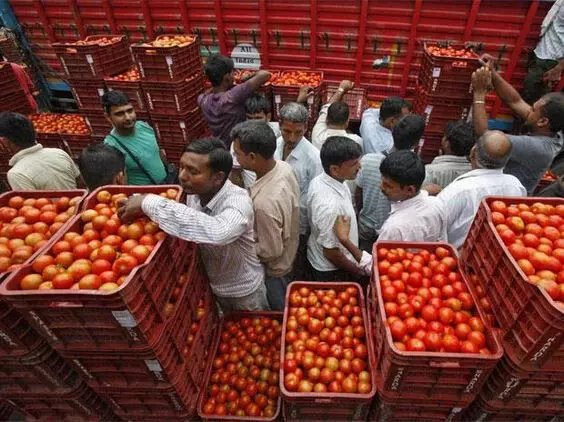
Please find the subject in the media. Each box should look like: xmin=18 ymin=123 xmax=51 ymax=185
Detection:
xmin=108 ymin=134 xmax=158 ymax=185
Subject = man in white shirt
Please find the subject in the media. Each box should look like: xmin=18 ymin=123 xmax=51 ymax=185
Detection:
xmin=230 ymin=93 xmax=281 ymax=188
xmin=117 ymin=138 xmax=269 ymax=313
xmin=359 ymin=97 xmax=410 ymax=154
xmin=438 ymin=130 xmax=526 ymax=249
xmin=307 ymin=136 xmax=364 ymax=281
xmin=356 ymin=114 xmax=426 ymax=251
xmin=311 ymin=79 xmax=363 ymax=151
xmin=275 ymin=102 xmax=323 ymax=279
xmin=523 ymin=0 xmax=563 ymax=105
xmin=0 ymin=112 xmax=79 ymax=190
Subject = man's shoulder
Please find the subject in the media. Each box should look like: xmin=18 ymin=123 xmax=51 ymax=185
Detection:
xmin=361 ymin=152 xmax=385 ymax=165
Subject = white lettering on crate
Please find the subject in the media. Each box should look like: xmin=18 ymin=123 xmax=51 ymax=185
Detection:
xmin=390 ymin=367 xmax=404 ymax=390
xmin=28 ymin=311 xmax=59 ymax=342
xmin=497 ymin=377 xmax=521 ymax=400
xmin=72 ymin=359 xmax=94 ymax=380
xmin=0 ymin=329 xmax=17 ymax=347
xmin=85 ymin=54 xmax=96 ymax=76
xmin=145 ymin=359 xmax=164 ymax=381
xmin=530 ymin=335 xmax=559 ymax=362
xmin=464 ymin=369 xmax=483 ymax=393
xmin=165 ymin=56 xmax=174 ymax=79
xmin=112 ymin=310 xmax=138 ymax=328
xmin=167 ymin=392 xmax=183 ymax=411
xmin=432 ymin=67 xmax=441 ymax=78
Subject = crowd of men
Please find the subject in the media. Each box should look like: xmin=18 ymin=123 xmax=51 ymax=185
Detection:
xmin=0 ymin=3 xmax=562 ymax=313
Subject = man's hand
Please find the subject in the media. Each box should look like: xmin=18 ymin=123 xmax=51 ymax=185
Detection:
xmin=543 ymin=64 xmax=563 ymax=86
xmin=117 ymin=194 xmax=147 ymax=222
xmin=334 ymin=215 xmax=351 ymax=243
xmin=338 ymin=80 xmax=354 ymax=92
xmin=297 ymin=86 xmax=314 ymax=103
xmin=478 ymin=53 xmax=498 ymax=72
xmin=423 ymin=183 xmax=442 ymax=196
xmin=471 ymin=67 xmax=492 ymax=95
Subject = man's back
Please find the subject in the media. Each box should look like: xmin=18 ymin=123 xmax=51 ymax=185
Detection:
xmin=356 ymin=152 xmax=390 ymax=237
xmin=360 ymin=108 xmax=393 ymax=154
xmin=8 ymin=144 xmax=78 ymax=190
xmin=424 ymin=155 xmax=472 ymax=189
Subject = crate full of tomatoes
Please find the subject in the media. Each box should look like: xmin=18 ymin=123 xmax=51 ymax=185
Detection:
xmin=142 ymin=72 xmax=204 ymax=117
xmin=132 ymin=35 xmax=203 ymax=82
xmin=462 ymin=197 xmax=564 ymax=372
xmin=198 ymin=312 xmax=283 ymax=421
xmin=53 ymin=35 xmax=133 ymax=80
xmin=371 ymin=242 xmax=502 ymax=404
xmin=271 ymin=71 xmax=323 ymax=122
xmin=280 ymin=282 xmax=376 ymax=421
xmin=104 ymin=67 xmax=147 ymax=112
xmin=418 ymin=42 xmax=480 ymax=99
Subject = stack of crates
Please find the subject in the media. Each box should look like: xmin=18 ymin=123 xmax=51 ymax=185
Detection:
xmin=0 ymin=62 xmax=36 ymax=115
xmin=54 ymin=35 xmax=134 ymax=149
xmin=461 ymin=196 xmax=564 ymax=421
xmin=414 ymin=42 xmax=480 ymax=163
xmin=133 ymin=34 xmax=208 ymax=164
xmin=0 ymin=185 xmax=220 ymax=421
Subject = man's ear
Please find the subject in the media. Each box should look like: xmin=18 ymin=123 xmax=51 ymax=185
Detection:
xmin=266 ymin=112 xmax=272 ymax=122
xmin=537 ymin=116 xmax=550 ymax=130
xmin=114 ymin=171 xmax=127 ymax=186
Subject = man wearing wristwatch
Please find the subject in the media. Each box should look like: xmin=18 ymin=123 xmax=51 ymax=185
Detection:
xmin=471 ymin=63 xmax=564 ymax=195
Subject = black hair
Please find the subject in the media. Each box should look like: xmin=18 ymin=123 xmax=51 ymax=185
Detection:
xmin=320 ymin=136 xmax=362 ymax=174
xmin=77 ymin=143 xmax=125 ymax=190
xmin=230 ymin=120 xmax=276 ymax=159
xmin=444 ymin=120 xmax=476 ymax=156
xmin=392 ymin=114 xmax=426 ymax=150
xmin=185 ymin=137 xmax=233 ymax=181
xmin=0 ymin=112 xmax=36 ymax=148
xmin=541 ymin=92 xmax=564 ymax=133
xmin=245 ymin=93 xmax=271 ymax=115
xmin=380 ymin=97 xmax=408 ymax=121
xmin=101 ymin=90 xmax=130 ymax=114
xmin=380 ymin=150 xmax=425 ymax=189
xmin=204 ymin=54 xmax=234 ymax=87
xmin=327 ymin=102 xmax=350 ymax=126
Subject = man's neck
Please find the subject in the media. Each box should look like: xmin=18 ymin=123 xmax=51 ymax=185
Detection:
xmin=255 ymin=159 xmax=277 ymax=180
xmin=327 ymin=123 xmax=346 ymax=131
xmin=212 ymin=84 xmax=229 ymax=94
xmin=199 ymin=184 xmax=224 ymax=207
xmin=330 ymin=173 xmax=345 ymax=183
xmin=115 ymin=126 xmax=135 ymax=137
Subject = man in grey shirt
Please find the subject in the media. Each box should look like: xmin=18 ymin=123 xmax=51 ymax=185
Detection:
xmin=473 ymin=60 xmax=564 ymax=195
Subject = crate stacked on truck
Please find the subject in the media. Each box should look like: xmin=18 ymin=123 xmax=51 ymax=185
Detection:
xmin=132 ymin=35 xmax=208 ymax=164
xmin=368 ymin=241 xmax=503 ymax=421
xmin=0 ymin=62 xmax=36 ymax=116
xmin=459 ymin=196 xmax=564 ymax=421
xmin=413 ymin=42 xmax=480 ymax=164
xmin=0 ymin=185 xmax=219 ymax=420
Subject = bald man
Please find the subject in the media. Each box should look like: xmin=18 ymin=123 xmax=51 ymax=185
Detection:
xmin=437 ymin=131 xmax=526 ymax=249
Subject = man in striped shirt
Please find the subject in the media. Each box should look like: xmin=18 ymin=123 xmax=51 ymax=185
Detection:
xmin=117 ymin=138 xmax=269 ymax=312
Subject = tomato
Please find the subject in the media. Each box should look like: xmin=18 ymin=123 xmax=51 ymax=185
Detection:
xmin=130 ymin=245 xmax=151 ymax=264
xmin=112 ymin=254 xmax=138 ymax=275
xmin=55 ymin=251 xmax=74 ymax=267
xmin=52 ymin=273 xmax=75 ymax=289
xmin=79 ymin=274 xmax=103 ymax=290
xmin=20 ymin=274 xmax=43 ymax=290
xmin=32 ymin=255 xmax=54 ymax=273
xmin=91 ymin=259 xmax=112 ymax=275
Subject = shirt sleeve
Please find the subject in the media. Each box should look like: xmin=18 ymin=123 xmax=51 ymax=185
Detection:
xmin=141 ymin=194 xmax=250 ymax=246
xmin=377 ymin=225 xmax=404 ymax=242
xmin=358 ymin=251 xmax=373 ymax=276
xmin=311 ymin=104 xmax=329 ymax=147
xmin=227 ymin=80 xmax=254 ymax=105
xmin=254 ymin=204 xmax=284 ymax=262
xmin=360 ymin=109 xmax=379 ymax=154
xmin=312 ymin=203 xmax=340 ymax=250
xmin=7 ymin=170 xmax=36 ymax=190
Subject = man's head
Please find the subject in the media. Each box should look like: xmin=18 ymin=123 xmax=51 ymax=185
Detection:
xmin=380 ymin=97 xmax=410 ymax=128
xmin=179 ymin=137 xmax=233 ymax=195
xmin=392 ymin=114 xmax=426 ymax=150
xmin=245 ymin=93 xmax=272 ymax=121
xmin=526 ymin=93 xmax=564 ymax=134
xmin=279 ymin=102 xmax=309 ymax=150
xmin=469 ymin=130 xmax=512 ymax=170
xmin=0 ymin=112 xmax=36 ymax=153
xmin=442 ymin=120 xmax=476 ymax=156
xmin=327 ymin=102 xmax=350 ymax=128
xmin=102 ymin=90 xmax=136 ymax=132
xmin=320 ymin=136 xmax=362 ymax=181
xmin=380 ymin=150 xmax=425 ymax=202
xmin=231 ymin=120 xmax=276 ymax=172
xmin=77 ymin=144 xmax=126 ymax=190
xmin=204 ymin=54 xmax=235 ymax=88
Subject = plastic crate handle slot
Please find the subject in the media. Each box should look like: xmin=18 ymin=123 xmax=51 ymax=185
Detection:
xmin=314 ymin=398 xmax=336 ymax=404
xmin=49 ymin=301 xmax=84 ymax=308
xmin=429 ymin=361 xmax=460 ymax=368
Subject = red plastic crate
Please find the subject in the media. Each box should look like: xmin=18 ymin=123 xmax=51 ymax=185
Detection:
xmin=132 ymin=35 xmax=203 ymax=82
xmin=461 ymin=395 xmax=563 ymax=422
xmin=0 ymin=90 xmax=36 ymax=115
xmin=0 ymin=186 xmax=191 ymax=354
xmin=142 ymin=73 xmax=204 ymax=117
xmin=417 ymin=131 xmax=443 ymax=164
xmin=280 ymin=281 xmax=376 ymax=422
xmin=413 ymin=87 xmax=471 ymax=133
xmin=197 ymin=311 xmax=283 ymax=422
xmin=323 ymin=85 xmax=368 ymax=121
xmin=60 ymin=135 xmax=94 ymax=158
xmin=0 ymin=189 xmax=87 ymax=280
xmin=0 ymin=37 xmax=25 ymax=64
xmin=272 ymin=71 xmax=323 ymax=122
xmin=418 ymin=42 xmax=480 ymax=100
xmin=0 ymin=301 xmax=43 ymax=358
xmin=461 ymin=196 xmax=564 ymax=372
xmin=0 ymin=341 xmax=79 ymax=396
xmin=69 ymin=79 xmax=106 ymax=111
xmin=104 ymin=80 xmax=147 ymax=113
xmin=8 ymin=380 xmax=117 ymax=421
xmin=370 ymin=241 xmax=503 ymax=402
xmin=53 ymin=35 xmax=133 ymax=79
xmin=0 ymin=62 xmax=27 ymax=96
xmin=82 ymin=111 xmax=113 ymax=137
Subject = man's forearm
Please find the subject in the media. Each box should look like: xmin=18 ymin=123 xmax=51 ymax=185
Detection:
xmin=323 ymin=248 xmax=363 ymax=276
xmin=328 ymin=88 xmax=346 ymax=104
xmin=491 ymin=70 xmax=522 ymax=105
xmin=472 ymin=91 xmax=489 ymax=136
xmin=338 ymin=238 xmax=363 ymax=263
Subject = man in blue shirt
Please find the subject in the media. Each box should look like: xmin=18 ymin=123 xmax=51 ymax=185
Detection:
xmin=360 ymin=97 xmax=411 ymax=154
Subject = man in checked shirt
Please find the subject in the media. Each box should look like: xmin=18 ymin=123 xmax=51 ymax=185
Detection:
xmin=117 ymin=137 xmax=269 ymax=313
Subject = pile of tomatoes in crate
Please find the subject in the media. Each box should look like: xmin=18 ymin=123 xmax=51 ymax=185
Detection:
xmin=282 ymin=286 xmax=371 ymax=395
xmin=377 ymin=246 xmax=493 ymax=354
xmin=73 ymin=37 xmax=121 ymax=46
xmin=491 ymin=200 xmax=564 ymax=305
xmin=200 ymin=315 xmax=282 ymax=418
xmin=106 ymin=67 xmax=141 ymax=81
xmin=143 ymin=35 xmax=195 ymax=48
xmin=18 ymin=188 xmax=177 ymax=291
xmin=426 ymin=44 xmax=476 ymax=58
xmin=56 ymin=114 xmax=90 ymax=135
xmin=0 ymin=194 xmax=83 ymax=272
xmin=29 ymin=113 xmax=60 ymax=134
xmin=271 ymin=71 xmax=321 ymax=87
